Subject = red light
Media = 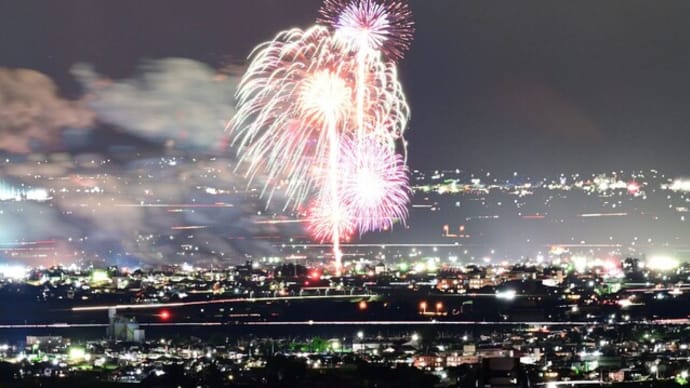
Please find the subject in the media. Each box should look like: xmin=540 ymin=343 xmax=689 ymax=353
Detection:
xmin=358 ymin=300 xmax=368 ymax=310
xmin=160 ymin=310 xmax=170 ymax=320
xmin=309 ymin=269 xmax=321 ymax=280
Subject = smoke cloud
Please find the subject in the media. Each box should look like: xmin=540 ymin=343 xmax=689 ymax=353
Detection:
xmin=0 ymin=154 xmax=290 ymax=266
xmin=0 ymin=68 xmax=95 ymax=153
xmin=72 ymin=58 xmax=240 ymax=151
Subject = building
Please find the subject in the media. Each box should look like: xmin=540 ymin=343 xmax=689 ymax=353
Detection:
xmin=106 ymin=308 xmax=145 ymax=342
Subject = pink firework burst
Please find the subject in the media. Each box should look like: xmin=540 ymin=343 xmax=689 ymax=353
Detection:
xmin=340 ymin=137 xmax=410 ymax=234
xmin=307 ymin=136 xmax=410 ymax=240
xmin=318 ymin=0 xmax=415 ymax=62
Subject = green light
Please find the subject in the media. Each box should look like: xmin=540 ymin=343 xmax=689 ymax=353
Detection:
xmin=91 ymin=269 xmax=110 ymax=284
xmin=68 ymin=346 xmax=86 ymax=361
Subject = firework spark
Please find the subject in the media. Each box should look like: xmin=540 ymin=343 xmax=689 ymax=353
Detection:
xmin=318 ymin=0 xmax=415 ymax=62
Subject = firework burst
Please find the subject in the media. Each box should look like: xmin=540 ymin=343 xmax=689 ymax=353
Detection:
xmin=230 ymin=25 xmax=408 ymax=209
xmin=318 ymin=0 xmax=415 ymax=62
xmin=306 ymin=193 xmax=356 ymax=243
xmin=340 ymin=136 xmax=410 ymax=234
xmin=231 ymin=2 xmax=414 ymax=276
xmin=231 ymin=26 xmax=352 ymax=208
xmin=308 ymin=136 xmax=409 ymax=241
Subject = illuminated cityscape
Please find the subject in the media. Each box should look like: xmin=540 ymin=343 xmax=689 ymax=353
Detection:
xmin=2 ymin=1 xmax=690 ymax=387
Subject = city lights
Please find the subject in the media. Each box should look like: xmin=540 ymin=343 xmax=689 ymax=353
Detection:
xmin=0 ymin=0 xmax=688 ymax=387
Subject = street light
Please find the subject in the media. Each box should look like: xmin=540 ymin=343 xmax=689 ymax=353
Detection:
xmin=419 ymin=301 xmax=427 ymax=315
xmin=355 ymin=331 xmax=364 ymax=354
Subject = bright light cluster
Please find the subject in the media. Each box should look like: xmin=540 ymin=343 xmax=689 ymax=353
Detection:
xmin=0 ymin=182 xmax=50 ymax=202
xmin=669 ymin=179 xmax=690 ymax=192
xmin=0 ymin=264 xmax=28 ymax=280
xmin=646 ymin=255 xmax=679 ymax=271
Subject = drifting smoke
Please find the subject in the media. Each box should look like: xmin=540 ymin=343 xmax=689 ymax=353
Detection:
xmin=72 ymin=58 xmax=241 ymax=151
xmin=0 ymin=67 xmax=94 ymax=153
xmin=0 ymin=58 xmax=294 ymax=267
xmin=0 ymin=155 xmax=288 ymax=266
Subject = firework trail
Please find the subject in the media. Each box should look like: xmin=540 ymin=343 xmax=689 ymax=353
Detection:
xmin=317 ymin=0 xmax=413 ymax=275
xmin=231 ymin=1 xmax=414 ymax=276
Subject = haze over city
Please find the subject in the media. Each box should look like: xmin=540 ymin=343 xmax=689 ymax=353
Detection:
xmin=1 ymin=1 xmax=690 ymax=387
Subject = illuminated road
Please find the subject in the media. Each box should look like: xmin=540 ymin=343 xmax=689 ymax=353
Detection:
xmin=115 ymin=203 xmax=234 ymax=208
xmin=244 ymin=318 xmax=690 ymax=326
xmin=71 ymin=294 xmax=375 ymax=312
xmin=295 ymin=243 xmax=467 ymax=248
xmin=68 ymin=291 xmax=548 ymax=313
xmin=536 ymin=381 xmax=603 ymax=386
xmin=4 ymin=319 xmax=690 ymax=330
xmin=0 ymin=323 xmax=227 ymax=329
xmin=243 ymin=320 xmax=639 ymax=326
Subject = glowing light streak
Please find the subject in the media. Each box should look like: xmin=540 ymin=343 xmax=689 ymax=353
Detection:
xmin=71 ymin=294 xmax=375 ymax=312
xmin=254 ymin=219 xmax=307 ymax=224
xmin=327 ymin=116 xmax=344 ymax=275
xmin=4 ymin=319 xmax=690 ymax=330
xmin=244 ymin=320 xmax=632 ymax=326
xmin=522 ymin=215 xmax=545 ymax=220
xmin=115 ymin=203 xmax=234 ymax=208
xmin=0 ymin=240 xmax=56 ymax=246
xmin=578 ymin=212 xmax=628 ymax=218
xmin=548 ymin=243 xmax=623 ymax=249
xmin=170 ymin=225 xmax=209 ymax=230
xmin=294 ymin=243 xmax=463 ymax=248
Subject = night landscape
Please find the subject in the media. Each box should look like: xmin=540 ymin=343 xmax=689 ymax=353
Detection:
xmin=1 ymin=1 xmax=690 ymax=387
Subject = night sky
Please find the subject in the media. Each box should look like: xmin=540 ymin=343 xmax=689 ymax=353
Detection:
xmin=1 ymin=0 xmax=690 ymax=174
